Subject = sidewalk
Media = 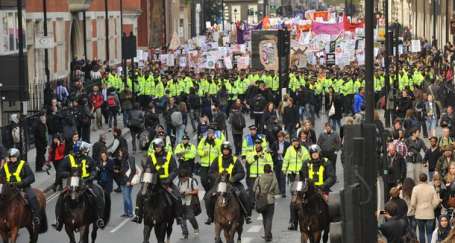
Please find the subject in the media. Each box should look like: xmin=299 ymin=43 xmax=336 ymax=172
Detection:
xmin=27 ymin=116 xmax=130 ymax=191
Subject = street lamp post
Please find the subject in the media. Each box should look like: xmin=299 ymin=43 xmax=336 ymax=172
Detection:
xmin=384 ymin=0 xmax=391 ymax=127
xmin=120 ymin=0 xmax=127 ymax=85
xmin=42 ymin=0 xmax=50 ymax=85
xmin=82 ymin=11 xmax=88 ymax=64
xmin=365 ymin=0 xmax=375 ymax=123
xmin=432 ymin=0 xmax=437 ymax=45
xmin=17 ymin=0 xmax=27 ymax=160
xmin=104 ymin=0 xmax=110 ymax=63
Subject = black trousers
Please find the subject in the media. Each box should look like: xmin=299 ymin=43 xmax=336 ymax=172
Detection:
xmin=274 ymin=160 xmax=286 ymax=196
xmin=233 ymin=133 xmax=243 ymax=156
xmin=261 ymin=204 xmax=275 ymax=240
xmin=199 ymin=166 xmax=211 ymax=192
xmin=35 ymin=144 xmax=46 ymax=171
xmin=322 ymin=151 xmax=337 ymax=174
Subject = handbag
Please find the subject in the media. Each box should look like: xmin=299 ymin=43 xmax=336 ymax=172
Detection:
xmin=255 ymin=177 xmax=269 ymax=213
xmin=328 ymin=103 xmax=336 ymax=117
xmin=190 ymin=180 xmax=202 ymax=216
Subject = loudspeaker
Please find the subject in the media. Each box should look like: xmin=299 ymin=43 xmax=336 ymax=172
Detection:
xmin=122 ymin=35 xmax=137 ymax=59
xmin=0 ymin=54 xmax=29 ymax=101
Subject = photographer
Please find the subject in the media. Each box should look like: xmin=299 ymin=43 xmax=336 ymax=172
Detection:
xmin=406 ymin=128 xmax=427 ymax=182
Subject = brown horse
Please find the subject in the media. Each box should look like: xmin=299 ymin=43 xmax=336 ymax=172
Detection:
xmin=214 ymin=172 xmax=244 ymax=243
xmin=0 ymin=183 xmax=47 ymax=243
xmin=293 ymin=178 xmax=330 ymax=243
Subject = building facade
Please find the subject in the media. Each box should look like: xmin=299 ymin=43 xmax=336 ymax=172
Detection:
xmin=23 ymin=0 xmax=140 ymax=112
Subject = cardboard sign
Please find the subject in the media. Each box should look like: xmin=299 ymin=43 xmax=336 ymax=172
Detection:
xmin=411 ymin=40 xmax=421 ymax=53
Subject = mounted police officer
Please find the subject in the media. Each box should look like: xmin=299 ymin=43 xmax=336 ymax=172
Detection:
xmin=132 ymin=138 xmax=183 ymax=224
xmin=0 ymin=148 xmax=41 ymax=225
xmin=52 ymin=141 xmax=106 ymax=231
xmin=204 ymin=142 xmax=252 ymax=225
xmin=300 ymin=144 xmax=336 ymax=202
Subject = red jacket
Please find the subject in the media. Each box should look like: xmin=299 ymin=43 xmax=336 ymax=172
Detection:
xmin=90 ymin=93 xmax=104 ymax=109
xmin=48 ymin=143 xmax=66 ymax=162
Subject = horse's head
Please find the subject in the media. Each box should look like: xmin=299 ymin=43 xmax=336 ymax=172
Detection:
xmin=0 ymin=183 xmax=20 ymax=207
xmin=215 ymin=172 xmax=234 ymax=208
xmin=66 ymin=175 xmax=87 ymax=204
xmin=140 ymin=170 xmax=159 ymax=196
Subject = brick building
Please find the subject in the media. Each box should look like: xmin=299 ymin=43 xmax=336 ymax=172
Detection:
xmin=23 ymin=0 xmax=140 ymax=111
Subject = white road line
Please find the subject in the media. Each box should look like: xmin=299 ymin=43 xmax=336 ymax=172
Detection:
xmin=247 ymin=225 xmax=262 ymax=233
xmin=241 ymin=236 xmax=253 ymax=243
xmin=46 ymin=192 xmax=59 ymax=202
xmin=110 ymin=218 xmax=130 ymax=233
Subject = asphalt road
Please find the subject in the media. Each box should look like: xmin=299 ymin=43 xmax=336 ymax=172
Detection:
xmin=14 ymin=114 xmax=344 ymax=243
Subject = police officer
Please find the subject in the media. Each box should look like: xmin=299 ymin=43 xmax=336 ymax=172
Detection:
xmin=175 ymin=135 xmax=197 ymax=174
xmin=53 ymin=141 xmax=106 ymax=231
xmin=242 ymin=124 xmax=268 ymax=157
xmin=283 ymin=137 xmax=310 ymax=230
xmin=246 ymin=139 xmax=273 ymax=202
xmin=0 ymin=148 xmax=41 ymax=225
xmin=197 ymin=127 xmax=222 ymax=191
xmin=204 ymin=142 xmax=252 ymax=225
xmin=300 ymin=144 xmax=336 ymax=202
xmin=132 ymin=138 xmax=183 ymax=224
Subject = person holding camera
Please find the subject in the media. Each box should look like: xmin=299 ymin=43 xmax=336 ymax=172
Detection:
xmin=406 ymin=128 xmax=428 ymax=182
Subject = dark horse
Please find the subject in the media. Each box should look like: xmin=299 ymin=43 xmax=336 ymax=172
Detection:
xmin=60 ymin=176 xmax=110 ymax=243
xmin=0 ymin=183 xmax=47 ymax=243
xmin=293 ymin=178 xmax=330 ymax=243
xmin=141 ymin=171 xmax=175 ymax=243
xmin=214 ymin=172 xmax=244 ymax=243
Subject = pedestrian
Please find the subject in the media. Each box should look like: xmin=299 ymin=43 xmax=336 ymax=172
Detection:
xmin=120 ymin=88 xmax=134 ymax=128
xmin=411 ymin=173 xmax=440 ymax=243
xmin=406 ymin=128 xmax=428 ymax=182
xmin=77 ymin=97 xmax=93 ymax=143
xmin=435 ymin=145 xmax=455 ymax=180
xmin=174 ymin=102 xmax=187 ymax=145
xmin=90 ymin=85 xmax=104 ymax=129
xmin=317 ymin=122 xmax=341 ymax=173
xmin=430 ymin=215 xmax=451 ymax=243
xmin=424 ymin=137 xmax=443 ymax=181
xmin=401 ymin=177 xmax=417 ymax=231
xmin=282 ymin=97 xmax=299 ymax=138
xmin=253 ymin=164 xmax=280 ymax=242
xmin=325 ymin=87 xmax=343 ymax=130
xmin=106 ymin=89 xmax=120 ymax=129
xmin=387 ymin=186 xmax=408 ymax=219
xmin=424 ymin=94 xmax=440 ymax=138
xmin=92 ymin=133 xmax=108 ymax=163
xmin=270 ymin=131 xmax=289 ymax=197
xmin=128 ymin=103 xmax=145 ymax=153
xmin=438 ymin=127 xmax=453 ymax=148
xmin=177 ymin=169 xmax=200 ymax=239
xmin=384 ymin=143 xmax=407 ymax=201
xmin=108 ymin=128 xmax=128 ymax=157
xmin=48 ymin=133 xmax=65 ymax=191
xmin=115 ymin=147 xmax=136 ymax=218
xmin=229 ymin=103 xmax=246 ymax=155
xmin=34 ymin=112 xmax=48 ymax=172
xmin=97 ymin=151 xmax=114 ymax=194
xmin=378 ymin=201 xmax=410 ymax=243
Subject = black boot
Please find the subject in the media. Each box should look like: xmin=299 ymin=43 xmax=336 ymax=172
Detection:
xmin=51 ymin=220 xmax=63 ymax=231
xmin=132 ymin=195 xmax=143 ymax=224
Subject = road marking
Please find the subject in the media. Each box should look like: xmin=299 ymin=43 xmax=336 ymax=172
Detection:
xmin=110 ymin=218 xmax=130 ymax=233
xmin=256 ymin=215 xmax=263 ymax=220
xmin=242 ymin=237 xmax=253 ymax=243
xmin=247 ymin=225 xmax=262 ymax=233
xmin=46 ymin=192 xmax=59 ymax=202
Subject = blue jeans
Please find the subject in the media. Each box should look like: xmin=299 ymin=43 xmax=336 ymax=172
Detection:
xmin=121 ymin=185 xmax=133 ymax=216
xmin=416 ymin=219 xmax=434 ymax=243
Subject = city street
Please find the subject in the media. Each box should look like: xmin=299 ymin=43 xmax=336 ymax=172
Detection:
xmin=16 ymin=115 xmax=344 ymax=243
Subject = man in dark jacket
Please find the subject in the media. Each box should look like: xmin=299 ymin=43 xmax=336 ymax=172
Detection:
xmin=0 ymin=148 xmax=41 ymax=225
xmin=396 ymin=90 xmax=413 ymax=119
xmin=270 ymin=131 xmax=290 ymax=197
xmin=384 ymin=143 xmax=407 ymax=203
xmin=229 ymin=103 xmax=246 ymax=155
xmin=204 ymin=142 xmax=251 ymax=225
xmin=92 ymin=133 xmax=107 ymax=162
xmin=34 ymin=113 xmax=48 ymax=172
xmin=317 ymin=123 xmax=341 ymax=173
xmin=128 ymin=103 xmax=144 ymax=153
xmin=379 ymin=201 xmax=409 ymax=243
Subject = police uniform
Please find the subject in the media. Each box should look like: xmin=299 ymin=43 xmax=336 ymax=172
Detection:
xmin=197 ymin=135 xmax=222 ymax=191
xmin=0 ymin=159 xmax=40 ymax=223
xmin=245 ymin=144 xmax=273 ymax=202
xmin=174 ymin=138 xmax=197 ymax=174
xmin=133 ymin=149 xmax=183 ymax=223
xmin=204 ymin=154 xmax=251 ymax=224
xmin=241 ymin=126 xmax=268 ymax=157
xmin=300 ymin=158 xmax=336 ymax=193
xmin=54 ymin=152 xmax=106 ymax=230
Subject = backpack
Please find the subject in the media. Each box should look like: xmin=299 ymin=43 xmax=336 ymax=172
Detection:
xmin=231 ymin=112 xmax=245 ymax=130
xmin=107 ymin=95 xmax=117 ymax=107
xmin=128 ymin=111 xmax=144 ymax=128
xmin=170 ymin=111 xmax=183 ymax=127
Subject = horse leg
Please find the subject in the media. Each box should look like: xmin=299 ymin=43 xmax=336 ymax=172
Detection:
xmin=322 ymin=226 xmax=330 ymax=243
xmin=27 ymin=225 xmax=38 ymax=243
xmin=91 ymin=225 xmax=98 ymax=243
xmin=311 ymin=231 xmax=322 ymax=243
xmin=65 ymin=225 xmax=77 ymax=243
xmin=236 ymin=223 xmax=243 ymax=243
xmin=10 ymin=227 xmax=19 ymax=243
xmin=166 ymin=222 xmax=172 ymax=243
xmin=1 ymin=231 xmax=8 ymax=243
xmin=80 ymin=226 xmax=89 ymax=243
xmin=214 ymin=223 xmax=222 ymax=243
xmin=143 ymin=224 xmax=152 ymax=243
xmin=225 ymin=224 xmax=237 ymax=243
xmin=301 ymin=231 xmax=309 ymax=243
xmin=154 ymin=224 xmax=166 ymax=243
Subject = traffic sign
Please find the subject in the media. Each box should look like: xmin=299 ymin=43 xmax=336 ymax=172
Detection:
xmin=35 ymin=36 xmax=55 ymax=49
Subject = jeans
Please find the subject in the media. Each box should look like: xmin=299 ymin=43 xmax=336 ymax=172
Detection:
xmin=274 ymin=160 xmax=286 ymax=196
xmin=188 ymin=109 xmax=200 ymax=131
xmin=121 ymin=185 xmax=133 ymax=216
xmin=175 ymin=125 xmax=185 ymax=145
xmin=108 ymin=109 xmax=118 ymax=128
xmin=298 ymin=106 xmax=305 ymax=121
xmin=261 ymin=204 xmax=275 ymax=240
xmin=122 ymin=110 xmax=131 ymax=128
xmin=233 ymin=133 xmax=243 ymax=155
xmin=94 ymin=108 xmax=103 ymax=129
xmin=416 ymin=219 xmax=434 ymax=243
xmin=329 ymin=117 xmax=341 ymax=131
xmin=180 ymin=205 xmax=199 ymax=236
